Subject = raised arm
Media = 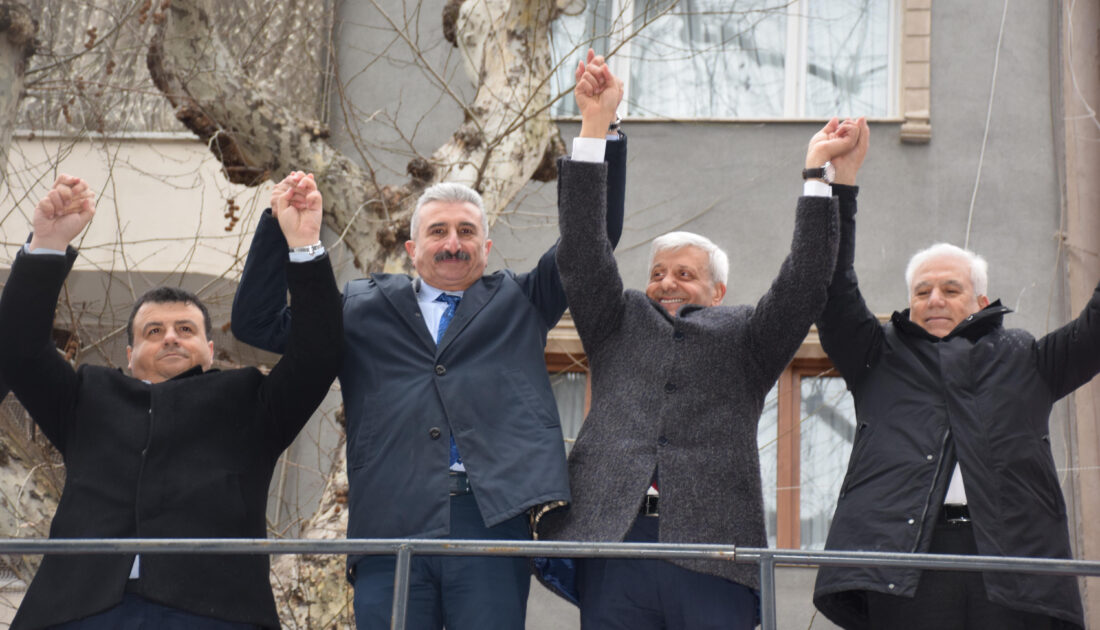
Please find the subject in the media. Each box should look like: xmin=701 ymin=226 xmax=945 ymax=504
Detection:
xmin=552 ymin=54 xmax=627 ymax=346
xmin=746 ymin=119 xmax=867 ymax=383
xmin=812 ymin=118 xmax=884 ymax=387
xmin=255 ymin=173 xmax=344 ymax=452
xmin=521 ymin=50 xmax=626 ymax=328
xmin=1034 ymin=278 xmax=1100 ymax=400
xmin=230 ymin=172 xmax=316 ymax=354
xmin=0 ymin=175 xmax=96 ymax=449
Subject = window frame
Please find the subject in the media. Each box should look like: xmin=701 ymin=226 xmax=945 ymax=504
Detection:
xmin=552 ymin=0 xmax=932 ymax=139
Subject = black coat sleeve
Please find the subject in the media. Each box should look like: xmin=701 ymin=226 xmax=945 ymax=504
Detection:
xmin=0 ymin=248 xmax=81 ymax=451
xmin=1035 ymin=278 xmax=1100 ymax=400
xmin=255 ymin=255 xmax=344 ymax=453
xmin=604 ymin=133 xmax=627 ymax=248
xmin=231 ymin=210 xmax=293 ymax=353
xmin=816 ymin=185 xmax=884 ymax=390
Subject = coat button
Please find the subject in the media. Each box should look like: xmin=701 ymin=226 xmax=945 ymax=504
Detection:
xmin=887 ymin=583 xmax=895 ymax=590
xmin=926 ymin=454 xmax=934 ymax=461
xmin=907 ymin=518 xmax=915 ymax=525
xmin=435 ymin=365 xmax=446 ymax=375
xmin=429 ymin=427 xmax=442 ymax=440
xmin=664 ymin=382 xmax=676 ymax=393
xmin=673 ymin=330 xmax=685 ymax=341
xmin=658 ymin=436 xmax=669 ymax=446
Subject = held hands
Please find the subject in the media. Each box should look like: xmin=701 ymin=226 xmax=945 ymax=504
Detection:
xmin=29 ymin=174 xmax=96 ymax=252
xmin=575 ymin=49 xmax=623 ymax=139
xmin=806 ymin=117 xmax=869 ymax=186
xmin=272 ymin=171 xmax=323 ymax=249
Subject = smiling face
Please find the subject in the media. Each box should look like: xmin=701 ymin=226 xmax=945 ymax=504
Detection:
xmin=646 ymin=245 xmax=727 ymax=316
xmin=126 ymin=301 xmax=214 ymax=383
xmin=404 ymin=200 xmax=492 ymax=292
xmin=908 ymin=254 xmax=990 ymax=338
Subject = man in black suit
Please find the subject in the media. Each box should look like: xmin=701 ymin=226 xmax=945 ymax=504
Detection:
xmin=0 ymin=173 xmax=343 ymax=629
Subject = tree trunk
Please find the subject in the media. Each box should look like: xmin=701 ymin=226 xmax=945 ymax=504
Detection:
xmin=148 ymin=0 xmax=566 ymax=273
xmin=0 ymin=1 xmax=35 ymax=188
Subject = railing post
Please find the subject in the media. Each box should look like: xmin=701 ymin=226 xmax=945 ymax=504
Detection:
xmin=758 ymin=551 xmax=777 ymax=630
xmin=390 ymin=544 xmax=412 ymax=630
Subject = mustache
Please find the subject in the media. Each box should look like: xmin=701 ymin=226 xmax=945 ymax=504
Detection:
xmin=434 ymin=250 xmax=471 ymax=262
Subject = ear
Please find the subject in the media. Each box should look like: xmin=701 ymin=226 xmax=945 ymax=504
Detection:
xmin=126 ymin=346 xmax=133 ymax=371
xmin=977 ymin=294 xmax=990 ymax=309
xmin=404 ymin=240 xmax=416 ymax=259
xmin=204 ymin=340 xmax=215 ymax=370
xmin=712 ymin=282 xmax=727 ymax=305
xmin=484 ymin=238 xmax=493 ymax=257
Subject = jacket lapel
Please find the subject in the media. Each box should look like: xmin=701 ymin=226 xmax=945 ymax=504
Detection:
xmin=436 ymin=274 xmax=502 ymax=354
xmin=373 ymin=274 xmax=436 ymax=353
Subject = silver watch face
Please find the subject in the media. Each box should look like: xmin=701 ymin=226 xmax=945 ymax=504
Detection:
xmin=824 ymin=161 xmax=836 ymax=183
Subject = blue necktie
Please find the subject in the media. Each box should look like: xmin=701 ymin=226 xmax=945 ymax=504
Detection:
xmin=435 ymin=293 xmax=463 ymax=468
xmin=435 ymin=293 xmax=461 ymax=341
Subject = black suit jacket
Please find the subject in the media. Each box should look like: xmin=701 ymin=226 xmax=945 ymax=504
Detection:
xmin=0 ymin=248 xmax=342 ymax=629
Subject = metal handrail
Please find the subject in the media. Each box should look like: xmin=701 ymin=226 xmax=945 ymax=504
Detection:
xmin=3 ymin=538 xmax=1098 ymax=630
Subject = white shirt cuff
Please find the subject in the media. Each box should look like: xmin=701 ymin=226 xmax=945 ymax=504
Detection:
xmin=23 ymin=243 xmax=65 ymax=256
xmin=571 ymin=137 xmax=607 ymax=163
xmin=802 ymin=180 xmax=832 ymax=198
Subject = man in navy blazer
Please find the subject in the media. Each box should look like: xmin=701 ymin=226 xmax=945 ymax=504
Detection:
xmin=231 ymin=53 xmax=627 ymax=630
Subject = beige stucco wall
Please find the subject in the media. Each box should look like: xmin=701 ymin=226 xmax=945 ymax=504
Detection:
xmin=0 ymin=135 xmax=271 ymax=278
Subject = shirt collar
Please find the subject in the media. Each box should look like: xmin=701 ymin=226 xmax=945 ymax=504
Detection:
xmin=417 ymin=279 xmax=464 ymax=303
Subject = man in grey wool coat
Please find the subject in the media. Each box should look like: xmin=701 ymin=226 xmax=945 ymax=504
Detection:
xmin=536 ymin=57 xmax=869 ymax=629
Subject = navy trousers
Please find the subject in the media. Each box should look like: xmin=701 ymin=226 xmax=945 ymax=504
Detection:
xmin=353 ymin=493 xmax=531 ymax=630
xmin=865 ymin=519 xmax=1055 ymax=630
xmin=577 ymin=515 xmax=758 ymax=630
xmin=49 ymin=593 xmax=261 ymax=629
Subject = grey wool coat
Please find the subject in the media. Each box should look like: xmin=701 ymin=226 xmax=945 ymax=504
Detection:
xmin=538 ymin=157 xmax=839 ymax=590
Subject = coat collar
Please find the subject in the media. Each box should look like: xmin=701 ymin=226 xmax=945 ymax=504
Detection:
xmin=371 ymin=273 xmax=503 ymax=354
xmin=892 ymin=299 xmax=1011 ymax=342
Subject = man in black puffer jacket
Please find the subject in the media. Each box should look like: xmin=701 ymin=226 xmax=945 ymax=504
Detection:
xmin=812 ymin=123 xmax=1099 ymax=630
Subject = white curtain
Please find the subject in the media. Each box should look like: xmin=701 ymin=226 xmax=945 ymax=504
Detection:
xmin=551 ymin=0 xmax=893 ymax=119
xmin=799 ymin=375 xmax=856 ymax=549
xmin=551 ymin=371 xmax=589 ymax=454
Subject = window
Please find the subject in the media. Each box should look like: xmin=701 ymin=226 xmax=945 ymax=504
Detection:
xmin=551 ymin=0 xmax=899 ymax=119
xmin=759 ymin=361 xmax=856 ymax=549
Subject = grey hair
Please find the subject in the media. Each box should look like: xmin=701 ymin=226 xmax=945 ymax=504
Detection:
xmin=410 ymin=183 xmax=488 ymax=238
xmin=904 ymin=242 xmax=989 ymax=297
xmin=649 ymin=231 xmax=729 ymax=286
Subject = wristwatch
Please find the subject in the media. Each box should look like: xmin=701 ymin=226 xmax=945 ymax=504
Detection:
xmin=608 ymin=116 xmax=622 ymax=136
xmin=289 ymin=241 xmax=325 ymax=256
xmin=802 ymin=161 xmax=835 ymax=184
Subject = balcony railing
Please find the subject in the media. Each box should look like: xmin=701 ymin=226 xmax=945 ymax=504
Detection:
xmin=3 ymin=538 xmax=1099 ymax=630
